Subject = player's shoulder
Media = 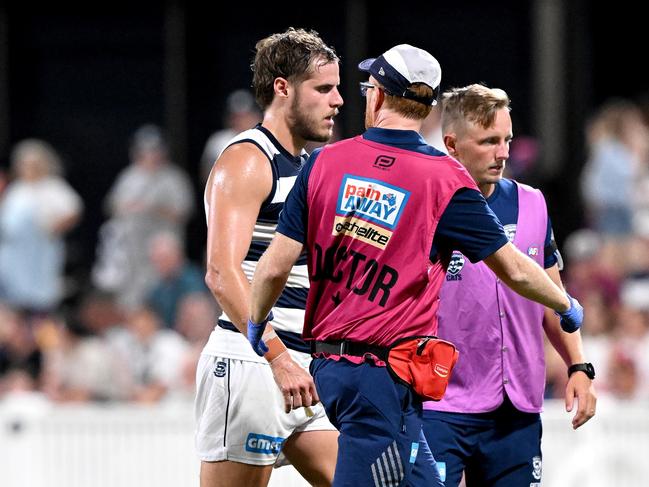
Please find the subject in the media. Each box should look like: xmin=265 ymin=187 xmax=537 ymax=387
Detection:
xmin=221 ymin=126 xmax=279 ymax=162
xmin=212 ymin=145 xmax=269 ymax=187
xmin=206 ymin=142 xmax=273 ymax=202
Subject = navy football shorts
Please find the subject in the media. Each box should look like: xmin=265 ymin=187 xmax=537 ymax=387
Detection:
xmin=422 ymin=398 xmax=542 ymax=487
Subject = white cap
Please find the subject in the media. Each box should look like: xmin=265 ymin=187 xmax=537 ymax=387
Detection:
xmin=358 ymin=44 xmax=442 ymax=105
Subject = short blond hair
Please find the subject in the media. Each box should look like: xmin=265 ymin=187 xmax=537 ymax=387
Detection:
xmin=441 ymin=84 xmax=510 ymax=134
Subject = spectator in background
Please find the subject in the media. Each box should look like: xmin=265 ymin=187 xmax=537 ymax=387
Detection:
xmin=0 ymin=139 xmax=83 ymax=314
xmin=505 ymin=134 xmax=540 ymax=184
xmin=145 ymin=231 xmax=208 ymax=329
xmin=562 ymin=228 xmax=620 ymax=303
xmin=174 ymin=292 xmax=218 ymax=346
xmin=548 ymin=230 xmax=616 ymax=402
xmin=609 ymin=299 xmax=649 ymax=400
xmin=0 ymin=165 xmax=7 ymax=196
xmin=200 ymin=89 xmax=262 ymax=184
xmin=0 ymin=167 xmax=5 ymax=301
xmin=73 ymin=289 xmax=135 ymax=361
xmin=0 ymin=304 xmax=43 ymax=397
xmin=633 ymin=96 xmax=649 ymax=238
xmin=41 ymin=315 xmax=131 ymax=402
xmin=118 ymin=306 xmax=190 ymax=404
xmin=581 ymin=99 xmax=649 ymax=273
xmin=75 ymin=289 xmax=126 ymax=338
xmin=606 ymin=348 xmax=639 ymax=400
xmin=174 ymin=292 xmax=219 ymax=395
xmin=93 ymin=125 xmax=194 ymax=310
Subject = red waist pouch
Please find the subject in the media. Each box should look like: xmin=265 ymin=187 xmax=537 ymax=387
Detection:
xmin=386 ymin=336 xmax=459 ymax=401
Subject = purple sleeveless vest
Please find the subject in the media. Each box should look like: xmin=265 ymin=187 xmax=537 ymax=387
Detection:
xmin=424 ymin=181 xmax=549 ymax=413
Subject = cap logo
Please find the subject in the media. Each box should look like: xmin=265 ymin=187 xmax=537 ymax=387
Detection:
xmin=378 ymin=67 xmax=385 ymax=76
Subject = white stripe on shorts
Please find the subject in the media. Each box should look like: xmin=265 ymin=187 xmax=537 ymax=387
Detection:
xmin=370 ymin=441 xmax=404 ymax=486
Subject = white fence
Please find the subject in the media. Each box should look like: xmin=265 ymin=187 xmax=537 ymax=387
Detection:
xmin=541 ymin=398 xmax=649 ymax=487
xmin=0 ymin=394 xmax=647 ymax=487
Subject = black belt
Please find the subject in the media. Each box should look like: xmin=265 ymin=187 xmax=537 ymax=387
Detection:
xmin=311 ymin=340 xmax=390 ymax=361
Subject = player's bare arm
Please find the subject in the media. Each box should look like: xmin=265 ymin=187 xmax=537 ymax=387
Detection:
xmin=204 ymin=143 xmax=272 ymax=334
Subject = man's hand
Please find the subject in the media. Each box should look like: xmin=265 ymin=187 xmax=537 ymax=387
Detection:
xmin=246 ymin=311 xmax=274 ymax=356
xmin=269 ymin=352 xmax=320 ymax=413
xmin=565 ymin=371 xmax=597 ymax=429
xmin=556 ymin=294 xmax=583 ymax=333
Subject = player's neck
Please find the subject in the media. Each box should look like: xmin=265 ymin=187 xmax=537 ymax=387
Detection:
xmin=480 ymin=182 xmax=496 ymax=198
xmin=261 ymin=113 xmax=305 ymax=156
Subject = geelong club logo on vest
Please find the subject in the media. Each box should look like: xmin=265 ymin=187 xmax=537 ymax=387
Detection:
xmin=446 ymin=252 xmax=465 ymax=281
xmin=333 ymin=174 xmax=410 ymax=249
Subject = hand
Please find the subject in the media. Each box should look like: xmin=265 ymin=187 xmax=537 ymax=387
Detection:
xmin=269 ymin=352 xmax=320 ymax=413
xmin=556 ymin=294 xmax=583 ymax=333
xmin=565 ymin=370 xmax=597 ymax=429
xmin=246 ymin=311 xmax=274 ymax=356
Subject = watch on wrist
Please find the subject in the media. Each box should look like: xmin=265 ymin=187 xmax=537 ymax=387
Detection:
xmin=567 ymin=362 xmax=595 ymax=380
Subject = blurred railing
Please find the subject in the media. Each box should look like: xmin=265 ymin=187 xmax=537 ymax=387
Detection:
xmin=0 ymin=395 xmax=646 ymax=487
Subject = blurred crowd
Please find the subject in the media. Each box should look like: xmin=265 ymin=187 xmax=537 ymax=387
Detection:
xmin=545 ymin=98 xmax=649 ymax=403
xmin=1 ymin=91 xmax=649 ymax=406
xmin=0 ymin=122 xmax=224 ymax=405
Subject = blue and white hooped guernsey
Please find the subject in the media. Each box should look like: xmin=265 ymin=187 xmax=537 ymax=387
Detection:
xmin=202 ymin=125 xmax=310 ymax=361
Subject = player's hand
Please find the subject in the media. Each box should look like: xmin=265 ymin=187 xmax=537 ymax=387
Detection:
xmin=556 ymin=294 xmax=583 ymax=333
xmin=565 ymin=371 xmax=597 ymax=429
xmin=269 ymin=352 xmax=320 ymax=413
xmin=246 ymin=311 xmax=273 ymax=356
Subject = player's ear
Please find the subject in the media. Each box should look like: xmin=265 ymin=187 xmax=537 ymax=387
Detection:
xmin=444 ymin=133 xmax=457 ymax=155
xmin=274 ymin=77 xmax=290 ymax=100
